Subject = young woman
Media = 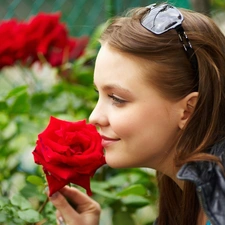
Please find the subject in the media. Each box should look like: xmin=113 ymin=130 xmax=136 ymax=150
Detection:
xmin=49 ymin=3 xmax=225 ymax=225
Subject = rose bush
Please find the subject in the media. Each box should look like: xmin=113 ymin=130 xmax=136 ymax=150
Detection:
xmin=0 ymin=12 xmax=88 ymax=68
xmin=0 ymin=20 xmax=27 ymax=67
xmin=32 ymin=116 xmax=106 ymax=196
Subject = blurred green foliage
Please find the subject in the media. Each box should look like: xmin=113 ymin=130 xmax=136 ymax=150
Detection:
xmin=0 ymin=23 xmax=158 ymax=225
xmin=0 ymin=1 xmax=224 ymax=223
xmin=212 ymin=0 xmax=225 ymax=10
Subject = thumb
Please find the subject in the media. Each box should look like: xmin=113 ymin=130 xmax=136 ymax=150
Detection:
xmin=50 ymin=191 xmax=79 ymax=223
xmin=49 ymin=187 xmax=101 ymax=225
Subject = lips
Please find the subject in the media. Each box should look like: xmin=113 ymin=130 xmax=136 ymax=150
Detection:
xmin=101 ymin=135 xmax=120 ymax=148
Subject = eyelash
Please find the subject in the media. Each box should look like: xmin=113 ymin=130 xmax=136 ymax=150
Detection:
xmin=94 ymin=88 xmax=126 ymax=105
xmin=108 ymin=94 xmax=126 ymax=104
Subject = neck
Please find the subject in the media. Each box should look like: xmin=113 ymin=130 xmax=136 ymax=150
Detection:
xmin=156 ymin=150 xmax=184 ymax=190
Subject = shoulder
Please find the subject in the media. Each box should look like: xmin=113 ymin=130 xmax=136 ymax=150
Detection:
xmin=177 ymin=138 xmax=225 ymax=184
xmin=211 ymin=139 xmax=225 ymax=167
xmin=177 ymin=139 xmax=225 ymax=225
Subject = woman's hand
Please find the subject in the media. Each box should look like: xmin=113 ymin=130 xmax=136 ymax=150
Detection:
xmin=49 ymin=186 xmax=101 ymax=225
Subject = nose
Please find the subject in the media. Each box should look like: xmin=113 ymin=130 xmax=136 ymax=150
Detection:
xmin=89 ymin=101 xmax=108 ymax=127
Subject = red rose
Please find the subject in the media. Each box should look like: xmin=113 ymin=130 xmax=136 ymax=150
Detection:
xmin=32 ymin=116 xmax=105 ymax=196
xmin=47 ymin=36 xmax=89 ymax=67
xmin=0 ymin=12 xmax=89 ymax=68
xmin=68 ymin=36 xmax=89 ymax=60
xmin=24 ymin=12 xmax=67 ymax=64
xmin=0 ymin=20 xmax=27 ymax=68
xmin=24 ymin=12 xmax=88 ymax=66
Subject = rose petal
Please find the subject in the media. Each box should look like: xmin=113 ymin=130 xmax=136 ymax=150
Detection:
xmin=32 ymin=116 xmax=106 ymax=196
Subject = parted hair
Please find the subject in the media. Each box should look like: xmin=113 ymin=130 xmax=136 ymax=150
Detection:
xmin=99 ymin=5 xmax=225 ymax=225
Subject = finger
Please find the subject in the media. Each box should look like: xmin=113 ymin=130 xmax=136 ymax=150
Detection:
xmin=50 ymin=187 xmax=101 ymax=225
xmin=50 ymin=191 xmax=80 ymax=224
xmin=57 ymin=216 xmax=66 ymax=225
xmin=56 ymin=211 xmax=65 ymax=225
xmin=59 ymin=186 xmax=101 ymax=214
xmin=56 ymin=210 xmax=61 ymax=218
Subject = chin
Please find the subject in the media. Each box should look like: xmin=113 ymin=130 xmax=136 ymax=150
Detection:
xmin=105 ymin=157 xmax=134 ymax=169
xmin=106 ymin=157 xmax=122 ymax=168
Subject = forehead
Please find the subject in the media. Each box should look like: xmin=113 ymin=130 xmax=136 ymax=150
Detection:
xmin=94 ymin=44 xmax=150 ymax=88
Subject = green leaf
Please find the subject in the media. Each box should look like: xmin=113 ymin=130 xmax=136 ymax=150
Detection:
xmin=8 ymin=92 xmax=30 ymax=114
xmin=107 ymin=174 xmax=129 ymax=187
xmin=92 ymin=188 xmax=118 ymax=200
xmin=44 ymin=92 xmax=70 ymax=113
xmin=10 ymin=194 xmax=32 ymax=210
xmin=0 ymin=112 xmax=9 ymax=129
xmin=91 ymin=182 xmax=118 ymax=200
xmin=113 ymin=211 xmax=136 ymax=225
xmin=0 ymin=212 xmax=7 ymax=222
xmin=0 ymin=101 xmax=7 ymax=110
xmin=0 ymin=197 xmax=9 ymax=209
xmin=117 ymin=184 xmax=147 ymax=197
xmin=5 ymin=85 xmax=27 ymax=99
xmin=91 ymin=180 xmax=110 ymax=190
xmin=18 ymin=209 xmax=42 ymax=223
xmin=121 ymin=195 xmax=150 ymax=207
xmin=27 ymin=175 xmax=45 ymax=186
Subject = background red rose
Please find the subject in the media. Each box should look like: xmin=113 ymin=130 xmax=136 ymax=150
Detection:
xmin=0 ymin=20 xmax=27 ymax=67
xmin=0 ymin=12 xmax=88 ymax=68
xmin=32 ymin=116 xmax=105 ymax=196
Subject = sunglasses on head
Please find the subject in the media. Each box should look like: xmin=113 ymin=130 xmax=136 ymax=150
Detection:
xmin=141 ymin=3 xmax=199 ymax=83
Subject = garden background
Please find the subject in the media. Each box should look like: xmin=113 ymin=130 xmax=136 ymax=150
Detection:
xmin=0 ymin=0 xmax=225 ymax=225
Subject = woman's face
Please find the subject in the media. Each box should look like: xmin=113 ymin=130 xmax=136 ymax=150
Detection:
xmin=89 ymin=44 xmax=182 ymax=173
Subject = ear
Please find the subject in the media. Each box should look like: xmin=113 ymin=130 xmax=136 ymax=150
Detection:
xmin=178 ymin=92 xmax=198 ymax=129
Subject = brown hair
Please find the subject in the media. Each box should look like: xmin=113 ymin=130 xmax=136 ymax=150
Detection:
xmin=100 ymin=5 xmax=225 ymax=225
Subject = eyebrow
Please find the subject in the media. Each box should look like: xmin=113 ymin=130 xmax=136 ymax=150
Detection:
xmin=95 ymin=83 xmax=132 ymax=94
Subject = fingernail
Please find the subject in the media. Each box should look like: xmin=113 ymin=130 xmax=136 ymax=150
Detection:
xmin=50 ymin=191 xmax=59 ymax=199
xmin=57 ymin=216 xmax=66 ymax=225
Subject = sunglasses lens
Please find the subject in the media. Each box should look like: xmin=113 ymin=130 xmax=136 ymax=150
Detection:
xmin=141 ymin=4 xmax=184 ymax=34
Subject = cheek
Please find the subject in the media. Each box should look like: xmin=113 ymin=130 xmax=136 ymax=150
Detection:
xmin=109 ymin=102 xmax=178 ymax=139
xmin=109 ymin=106 xmax=157 ymax=136
xmin=129 ymin=107 xmax=178 ymax=143
xmin=109 ymin=111 xmax=137 ymax=137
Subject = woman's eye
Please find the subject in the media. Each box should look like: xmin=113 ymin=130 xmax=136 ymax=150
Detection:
xmin=108 ymin=94 xmax=126 ymax=105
